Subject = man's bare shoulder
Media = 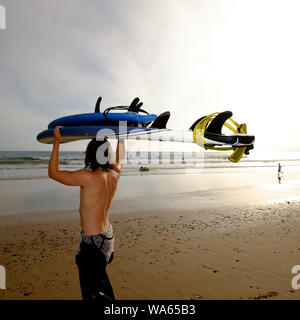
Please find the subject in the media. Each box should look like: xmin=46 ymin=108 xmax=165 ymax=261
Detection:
xmin=77 ymin=169 xmax=95 ymax=182
xmin=77 ymin=168 xmax=93 ymax=176
xmin=108 ymin=166 xmax=122 ymax=179
xmin=110 ymin=164 xmax=122 ymax=175
xmin=89 ymin=167 xmax=119 ymax=180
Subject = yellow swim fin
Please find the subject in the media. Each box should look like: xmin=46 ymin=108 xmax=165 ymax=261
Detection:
xmin=192 ymin=114 xmax=252 ymax=163
xmin=228 ymin=147 xmax=247 ymax=163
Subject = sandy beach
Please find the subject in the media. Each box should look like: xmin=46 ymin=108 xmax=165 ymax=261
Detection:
xmin=1 ymin=151 xmax=300 ymax=300
xmin=1 ymin=199 xmax=300 ymax=300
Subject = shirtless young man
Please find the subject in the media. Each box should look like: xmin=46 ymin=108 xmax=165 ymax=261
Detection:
xmin=48 ymin=126 xmax=125 ymax=301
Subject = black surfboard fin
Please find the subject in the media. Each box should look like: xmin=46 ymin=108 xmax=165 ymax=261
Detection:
xmin=189 ymin=116 xmax=206 ymax=131
xmin=136 ymin=102 xmax=143 ymax=112
xmin=128 ymin=97 xmax=140 ymax=112
xmin=94 ymin=96 xmax=102 ymax=113
xmin=150 ymin=111 xmax=170 ymax=129
xmin=206 ymin=111 xmax=233 ymax=134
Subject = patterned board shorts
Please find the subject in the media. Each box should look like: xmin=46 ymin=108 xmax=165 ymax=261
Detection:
xmin=78 ymin=224 xmax=114 ymax=264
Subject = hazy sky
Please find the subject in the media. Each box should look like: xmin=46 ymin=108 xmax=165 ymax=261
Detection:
xmin=0 ymin=0 xmax=300 ymax=152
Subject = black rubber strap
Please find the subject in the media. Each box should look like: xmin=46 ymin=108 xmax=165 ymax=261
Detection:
xmin=103 ymin=106 xmax=150 ymax=120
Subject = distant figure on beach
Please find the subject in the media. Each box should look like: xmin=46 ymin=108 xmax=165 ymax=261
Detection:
xmin=278 ymin=162 xmax=283 ymax=184
xmin=139 ymin=166 xmax=149 ymax=172
xmin=48 ymin=126 xmax=125 ymax=301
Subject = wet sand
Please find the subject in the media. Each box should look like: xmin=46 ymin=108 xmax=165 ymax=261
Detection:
xmin=1 ymin=201 xmax=300 ymax=300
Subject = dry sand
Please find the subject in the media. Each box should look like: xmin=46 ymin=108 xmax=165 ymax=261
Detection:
xmin=1 ymin=201 xmax=300 ymax=300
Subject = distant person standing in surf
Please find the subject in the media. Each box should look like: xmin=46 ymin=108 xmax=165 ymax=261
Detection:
xmin=278 ymin=162 xmax=283 ymax=184
xmin=48 ymin=126 xmax=125 ymax=301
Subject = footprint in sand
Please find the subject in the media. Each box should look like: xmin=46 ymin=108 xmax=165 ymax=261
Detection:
xmin=250 ymin=291 xmax=278 ymax=300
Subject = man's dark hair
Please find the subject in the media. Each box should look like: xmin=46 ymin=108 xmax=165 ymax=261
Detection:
xmin=84 ymin=138 xmax=114 ymax=172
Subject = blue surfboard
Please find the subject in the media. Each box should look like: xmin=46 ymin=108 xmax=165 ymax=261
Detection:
xmin=37 ymin=126 xmax=173 ymax=144
xmin=48 ymin=112 xmax=157 ymax=129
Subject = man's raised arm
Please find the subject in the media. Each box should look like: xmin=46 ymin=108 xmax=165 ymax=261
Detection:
xmin=48 ymin=126 xmax=90 ymax=186
xmin=114 ymin=138 xmax=125 ymax=173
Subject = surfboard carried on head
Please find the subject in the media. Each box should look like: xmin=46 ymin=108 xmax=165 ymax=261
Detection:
xmin=37 ymin=96 xmax=255 ymax=163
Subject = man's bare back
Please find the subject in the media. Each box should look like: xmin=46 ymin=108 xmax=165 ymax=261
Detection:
xmin=48 ymin=126 xmax=125 ymax=234
xmin=79 ymin=167 xmax=120 ymax=234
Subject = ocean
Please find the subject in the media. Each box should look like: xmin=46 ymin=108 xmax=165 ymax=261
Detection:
xmin=0 ymin=150 xmax=300 ymax=217
xmin=1 ymin=150 xmax=300 ymax=181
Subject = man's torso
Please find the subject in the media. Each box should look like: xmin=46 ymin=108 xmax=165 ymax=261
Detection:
xmin=79 ymin=168 xmax=120 ymax=235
